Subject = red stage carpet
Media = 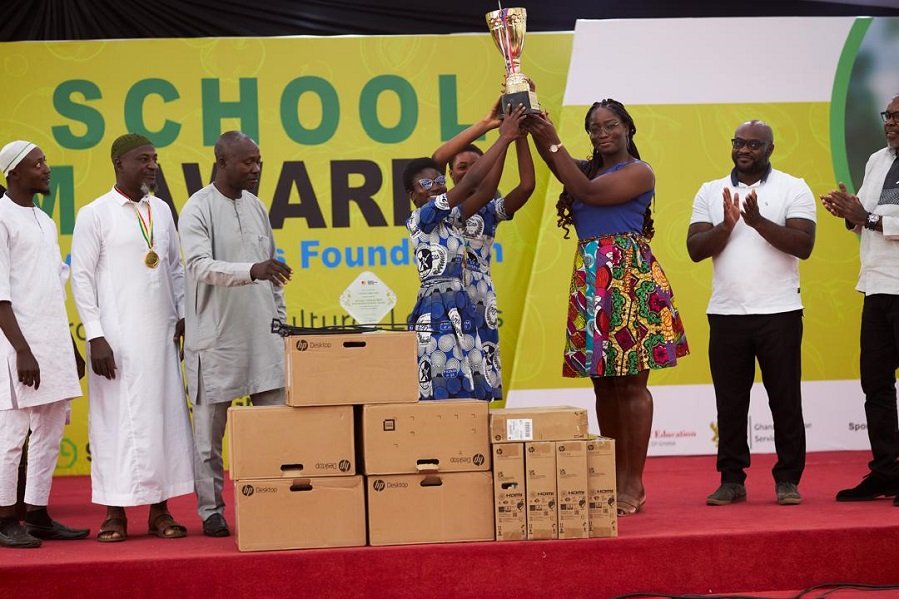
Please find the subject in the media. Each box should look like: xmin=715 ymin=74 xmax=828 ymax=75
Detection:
xmin=3 ymin=451 xmax=898 ymax=599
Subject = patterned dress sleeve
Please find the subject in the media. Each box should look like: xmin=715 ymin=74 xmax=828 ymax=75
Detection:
xmin=492 ymin=197 xmax=510 ymax=222
xmin=407 ymin=193 xmax=453 ymax=234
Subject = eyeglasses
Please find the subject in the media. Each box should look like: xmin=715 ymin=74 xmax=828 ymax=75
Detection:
xmin=417 ymin=175 xmax=446 ymax=191
xmin=881 ymin=111 xmax=899 ymax=123
xmin=731 ymin=138 xmax=768 ymax=150
xmin=587 ymin=121 xmax=621 ymax=136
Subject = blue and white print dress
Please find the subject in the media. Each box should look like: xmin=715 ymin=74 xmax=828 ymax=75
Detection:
xmin=406 ymin=193 xmax=494 ymax=401
xmin=457 ymin=197 xmax=510 ymax=400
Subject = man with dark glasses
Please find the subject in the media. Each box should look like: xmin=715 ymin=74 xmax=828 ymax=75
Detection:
xmin=821 ymin=94 xmax=899 ymax=506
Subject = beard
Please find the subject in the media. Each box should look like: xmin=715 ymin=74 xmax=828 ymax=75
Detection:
xmin=733 ymin=155 xmax=769 ymax=177
xmin=141 ymin=180 xmax=156 ymax=195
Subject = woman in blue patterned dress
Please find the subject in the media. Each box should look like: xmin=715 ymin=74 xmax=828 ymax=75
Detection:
xmin=406 ymin=105 xmax=526 ymax=401
xmin=431 ymin=98 xmax=536 ymax=399
xmin=526 ymin=100 xmax=689 ymax=515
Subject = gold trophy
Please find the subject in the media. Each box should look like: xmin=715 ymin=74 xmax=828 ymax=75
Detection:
xmin=485 ymin=7 xmax=540 ymax=114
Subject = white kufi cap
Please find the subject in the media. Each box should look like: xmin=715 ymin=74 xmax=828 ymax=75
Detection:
xmin=0 ymin=140 xmax=37 ymax=177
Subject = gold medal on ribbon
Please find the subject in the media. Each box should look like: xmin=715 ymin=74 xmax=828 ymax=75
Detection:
xmin=145 ymin=250 xmax=160 ymax=268
xmin=123 ymin=192 xmax=157 ymax=269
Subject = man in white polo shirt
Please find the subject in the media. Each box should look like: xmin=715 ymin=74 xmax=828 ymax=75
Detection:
xmin=687 ymin=120 xmax=816 ymax=506
xmin=821 ymin=94 xmax=899 ymax=506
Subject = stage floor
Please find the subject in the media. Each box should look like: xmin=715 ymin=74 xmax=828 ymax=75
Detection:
xmin=4 ymin=451 xmax=898 ymax=599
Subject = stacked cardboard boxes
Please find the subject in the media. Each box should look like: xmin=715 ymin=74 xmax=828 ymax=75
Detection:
xmin=228 ymin=331 xmax=616 ymax=550
xmin=228 ymin=404 xmax=365 ymax=551
xmin=228 ymin=331 xmax=418 ymax=551
xmin=489 ymin=406 xmax=617 ymax=540
xmin=362 ymin=400 xmax=494 ymax=546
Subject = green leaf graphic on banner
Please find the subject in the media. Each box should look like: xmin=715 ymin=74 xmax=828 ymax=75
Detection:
xmin=830 ymin=17 xmax=872 ymax=195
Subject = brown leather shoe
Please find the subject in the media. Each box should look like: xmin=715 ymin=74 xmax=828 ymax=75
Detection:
xmin=706 ymin=482 xmax=746 ymax=506
xmin=776 ymin=482 xmax=802 ymax=505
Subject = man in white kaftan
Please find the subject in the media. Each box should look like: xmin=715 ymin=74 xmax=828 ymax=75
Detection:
xmin=179 ymin=130 xmax=291 ymax=537
xmin=0 ymin=141 xmax=87 ymax=548
xmin=71 ymin=134 xmax=193 ymax=542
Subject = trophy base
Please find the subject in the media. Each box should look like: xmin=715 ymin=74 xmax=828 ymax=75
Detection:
xmin=501 ymin=90 xmax=541 ymax=115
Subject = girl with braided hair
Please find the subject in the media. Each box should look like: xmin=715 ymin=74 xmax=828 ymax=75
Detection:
xmin=526 ymin=100 xmax=689 ymax=515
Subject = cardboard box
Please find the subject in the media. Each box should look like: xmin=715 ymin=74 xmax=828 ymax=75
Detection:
xmin=367 ymin=471 xmax=494 ymax=546
xmin=234 ymin=475 xmax=366 ymax=551
xmin=586 ymin=437 xmax=618 ymax=538
xmin=489 ymin=406 xmax=589 ymax=443
xmin=492 ymin=443 xmax=526 ymax=541
xmin=361 ymin=401 xmax=490 ymax=475
xmin=556 ymin=440 xmax=589 ymax=540
xmin=284 ymin=331 xmax=419 ymax=406
xmin=525 ymin=441 xmax=557 ymax=540
xmin=228 ymin=405 xmax=355 ymax=480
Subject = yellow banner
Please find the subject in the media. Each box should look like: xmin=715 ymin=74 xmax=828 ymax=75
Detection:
xmin=0 ymin=33 xmax=574 ymax=475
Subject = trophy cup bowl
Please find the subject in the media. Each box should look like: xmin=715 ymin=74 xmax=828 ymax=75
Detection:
xmin=485 ymin=7 xmax=541 ymax=114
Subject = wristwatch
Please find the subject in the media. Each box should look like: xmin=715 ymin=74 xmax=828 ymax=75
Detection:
xmin=864 ymin=212 xmax=882 ymax=230
xmin=549 ymin=143 xmax=563 ymax=153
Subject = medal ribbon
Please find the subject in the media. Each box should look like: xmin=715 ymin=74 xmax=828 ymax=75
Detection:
xmin=133 ymin=201 xmax=154 ymax=250
xmin=114 ymin=187 xmax=154 ymax=250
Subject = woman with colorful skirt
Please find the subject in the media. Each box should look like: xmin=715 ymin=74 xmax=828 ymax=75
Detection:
xmin=405 ymin=104 xmax=526 ymax=401
xmin=525 ymin=99 xmax=689 ymax=515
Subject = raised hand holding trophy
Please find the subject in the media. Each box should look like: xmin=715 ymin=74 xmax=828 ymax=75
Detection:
xmin=485 ymin=6 xmax=540 ymax=114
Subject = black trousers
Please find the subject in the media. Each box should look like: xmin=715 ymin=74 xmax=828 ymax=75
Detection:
xmin=860 ymin=294 xmax=899 ymax=478
xmin=708 ymin=310 xmax=806 ymax=485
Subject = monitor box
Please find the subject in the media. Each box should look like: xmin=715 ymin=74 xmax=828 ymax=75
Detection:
xmin=556 ymin=440 xmax=589 ymax=540
xmin=493 ymin=442 xmax=526 ymax=541
xmin=525 ymin=441 xmax=557 ymax=540
xmin=586 ymin=437 xmax=618 ymax=538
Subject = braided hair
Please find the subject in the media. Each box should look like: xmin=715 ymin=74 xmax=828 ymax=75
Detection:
xmin=556 ymin=99 xmax=655 ymax=240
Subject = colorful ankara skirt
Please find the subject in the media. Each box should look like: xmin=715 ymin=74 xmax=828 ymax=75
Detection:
xmin=563 ymin=233 xmax=689 ymax=378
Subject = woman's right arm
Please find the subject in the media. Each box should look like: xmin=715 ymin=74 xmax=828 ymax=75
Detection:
xmin=526 ymin=113 xmax=653 ymax=206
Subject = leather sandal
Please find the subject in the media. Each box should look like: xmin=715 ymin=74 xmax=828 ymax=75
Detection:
xmin=616 ymin=493 xmax=646 ymax=516
xmin=147 ymin=512 xmax=187 ymax=539
xmin=97 ymin=516 xmax=127 ymax=543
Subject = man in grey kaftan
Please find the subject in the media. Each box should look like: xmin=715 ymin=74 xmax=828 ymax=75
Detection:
xmin=179 ymin=131 xmax=293 ymax=537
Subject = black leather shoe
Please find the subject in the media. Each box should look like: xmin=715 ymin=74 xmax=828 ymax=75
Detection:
xmin=202 ymin=513 xmax=230 ymax=537
xmin=0 ymin=520 xmax=42 ymax=548
xmin=836 ymin=473 xmax=899 ymax=501
xmin=25 ymin=519 xmax=90 ymax=540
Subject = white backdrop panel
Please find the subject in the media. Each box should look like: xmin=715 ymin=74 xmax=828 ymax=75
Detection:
xmin=506 ymin=380 xmax=869 ymax=456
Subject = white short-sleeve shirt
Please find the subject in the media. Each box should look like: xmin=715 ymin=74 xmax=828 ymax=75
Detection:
xmin=690 ymin=168 xmax=817 ymax=315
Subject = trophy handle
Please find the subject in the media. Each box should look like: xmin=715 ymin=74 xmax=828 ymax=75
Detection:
xmin=486 ymin=8 xmax=526 ymax=77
